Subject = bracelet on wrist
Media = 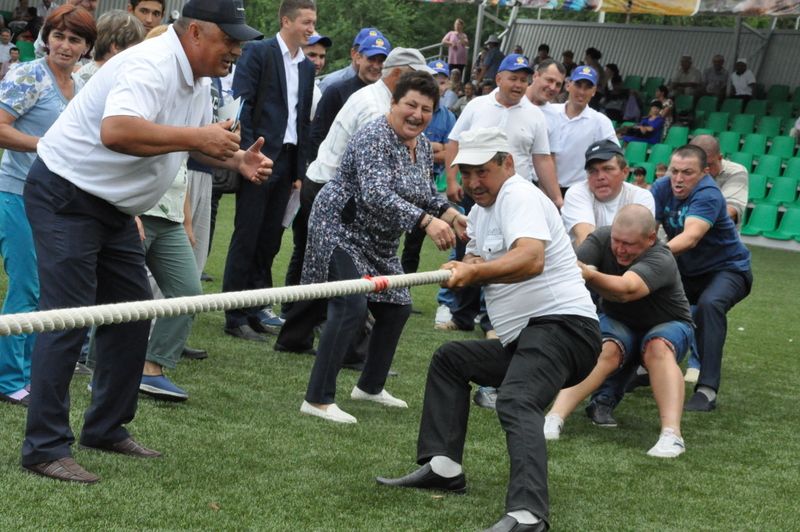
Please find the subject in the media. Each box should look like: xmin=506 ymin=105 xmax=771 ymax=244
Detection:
xmin=421 ymin=214 xmax=434 ymax=230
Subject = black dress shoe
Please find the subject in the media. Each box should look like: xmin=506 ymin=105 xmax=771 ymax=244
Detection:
xmin=274 ymin=342 xmax=316 ymax=356
xmin=483 ymin=515 xmax=545 ymax=532
xmin=200 ymin=271 xmax=213 ymax=282
xmin=376 ymin=463 xmax=466 ymax=493
xmin=684 ymin=390 xmax=716 ymax=411
xmin=181 ymin=346 xmax=208 ymax=360
xmin=224 ymin=325 xmax=267 ymax=342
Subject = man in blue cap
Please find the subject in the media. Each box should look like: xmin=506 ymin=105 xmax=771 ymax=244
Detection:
xmin=303 ymin=32 xmax=333 ymax=118
xmin=318 ymin=27 xmax=385 ymax=94
xmin=429 ymin=59 xmax=458 ymax=110
xmin=539 ymin=65 xmax=618 ymax=197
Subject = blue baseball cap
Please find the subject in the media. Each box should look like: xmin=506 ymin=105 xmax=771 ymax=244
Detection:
xmin=570 ymin=65 xmax=598 ymax=86
xmin=428 ymin=60 xmax=450 ymax=77
xmin=353 ymin=27 xmax=381 ymax=49
xmin=307 ymin=33 xmax=332 ymax=48
xmin=359 ymin=33 xmax=391 ymax=58
xmin=498 ymin=54 xmax=532 ymax=74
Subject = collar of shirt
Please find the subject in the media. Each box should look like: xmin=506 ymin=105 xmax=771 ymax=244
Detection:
xmin=489 ymin=88 xmax=527 ymax=110
xmin=559 ymin=102 xmax=592 ymax=121
xmin=167 ymin=25 xmax=210 ymax=90
xmin=276 ymin=32 xmax=306 ymax=65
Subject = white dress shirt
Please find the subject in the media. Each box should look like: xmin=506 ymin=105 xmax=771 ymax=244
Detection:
xmin=276 ymin=32 xmax=305 ymax=145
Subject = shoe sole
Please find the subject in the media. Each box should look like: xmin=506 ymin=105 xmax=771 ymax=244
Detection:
xmin=591 ymin=420 xmax=618 ymax=427
xmin=647 ymin=449 xmax=685 ymax=458
xmin=139 ymin=385 xmax=188 ymax=402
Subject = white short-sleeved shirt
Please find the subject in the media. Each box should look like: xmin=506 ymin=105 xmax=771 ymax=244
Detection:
xmin=545 ymin=103 xmax=618 ymax=188
xmin=449 ymin=90 xmax=550 ymax=183
xmin=561 ymin=181 xmax=656 ymax=239
xmin=37 ymin=27 xmax=212 ymax=215
xmin=731 ymin=69 xmax=756 ymax=96
xmin=466 ymin=174 xmax=597 ymax=345
xmin=306 ymin=79 xmax=391 ymax=184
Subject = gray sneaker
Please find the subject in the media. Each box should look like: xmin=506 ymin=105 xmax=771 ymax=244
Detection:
xmin=473 ymin=387 xmax=497 ymax=410
xmin=585 ymin=401 xmax=618 ymax=427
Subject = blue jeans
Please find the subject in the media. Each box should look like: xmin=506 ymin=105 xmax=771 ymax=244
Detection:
xmin=0 ymin=192 xmax=38 ymax=395
xmin=592 ymin=315 xmax=694 ymax=407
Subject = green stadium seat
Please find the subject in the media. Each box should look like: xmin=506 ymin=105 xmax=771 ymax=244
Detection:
xmin=754 ymin=154 xmax=783 ymax=179
xmin=729 ymin=151 xmax=753 ymax=171
xmin=792 ymin=87 xmax=800 ymax=107
xmin=768 ymin=136 xmax=796 ymax=160
xmin=740 ymin=133 xmax=767 ymax=157
xmin=705 ymin=112 xmax=730 ymax=134
xmin=760 ymin=176 xmax=799 ymax=205
xmin=690 ymin=127 xmax=713 ymax=138
xmin=740 ymin=203 xmax=778 ymax=235
xmin=769 ymin=101 xmax=794 ymax=118
xmin=757 ymin=115 xmax=782 ymax=138
xmin=762 ymin=207 xmax=800 ymax=240
xmin=643 ymin=77 xmax=665 ymax=98
xmin=674 ymin=94 xmax=694 ymax=114
xmin=782 ymin=116 xmax=797 ymax=135
xmin=15 ymin=41 xmax=35 ymax=62
xmin=730 ymin=114 xmax=756 ymax=135
xmin=784 ymin=158 xmax=800 ymax=178
xmin=720 ymin=98 xmax=744 ymax=115
xmin=766 ymin=84 xmax=790 ymax=103
xmin=748 ymin=173 xmax=768 ymax=202
xmin=664 ymin=126 xmax=689 ymax=148
xmin=695 ymin=95 xmax=718 ymax=115
xmin=647 ymin=143 xmax=673 ymax=165
xmin=744 ymin=99 xmax=768 ymax=116
xmin=623 ymin=75 xmax=643 ymax=91
xmin=624 ymin=141 xmax=648 ymax=164
xmin=718 ymin=131 xmax=741 ymax=156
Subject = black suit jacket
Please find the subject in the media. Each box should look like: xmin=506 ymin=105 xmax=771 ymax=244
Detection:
xmin=233 ymin=37 xmax=315 ymax=180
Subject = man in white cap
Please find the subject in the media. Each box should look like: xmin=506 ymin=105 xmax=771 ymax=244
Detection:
xmin=376 ymin=127 xmax=601 ymax=532
xmin=730 ymin=58 xmax=756 ymax=104
xmin=20 ymin=0 xmax=270 ymax=483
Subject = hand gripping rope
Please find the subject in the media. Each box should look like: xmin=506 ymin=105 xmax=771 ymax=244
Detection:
xmin=0 ymin=270 xmax=452 ymax=337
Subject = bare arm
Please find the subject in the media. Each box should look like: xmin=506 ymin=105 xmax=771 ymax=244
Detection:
xmin=579 ymin=262 xmax=651 ymax=303
xmin=532 ymin=153 xmax=563 ymax=209
xmin=666 ymin=217 xmax=711 ymax=256
xmin=441 ymin=237 xmax=545 ymax=288
xmin=0 ymin=109 xmax=38 ymax=152
xmin=571 ymin=223 xmax=595 ymax=247
xmin=444 ymin=140 xmax=463 ymax=202
xmin=430 ymin=141 xmax=447 ymax=165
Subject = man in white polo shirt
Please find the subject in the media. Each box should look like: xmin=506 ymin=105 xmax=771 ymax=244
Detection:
xmin=20 ymin=0 xmax=270 ymax=484
xmin=562 ymin=139 xmax=655 ymax=246
xmin=540 ymin=65 xmax=618 ymax=196
xmin=377 ymin=128 xmax=600 ymax=532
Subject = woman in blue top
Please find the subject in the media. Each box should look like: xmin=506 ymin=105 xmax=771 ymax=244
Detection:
xmin=0 ymin=5 xmax=96 ymax=406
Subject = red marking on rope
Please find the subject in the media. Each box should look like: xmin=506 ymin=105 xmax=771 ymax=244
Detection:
xmin=364 ymin=275 xmax=390 ymax=292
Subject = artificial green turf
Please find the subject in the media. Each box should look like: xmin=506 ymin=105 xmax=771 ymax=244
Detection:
xmin=1 ymin=195 xmax=798 ymax=531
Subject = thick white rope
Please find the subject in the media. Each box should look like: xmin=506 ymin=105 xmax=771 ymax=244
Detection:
xmin=0 ymin=270 xmax=452 ymax=337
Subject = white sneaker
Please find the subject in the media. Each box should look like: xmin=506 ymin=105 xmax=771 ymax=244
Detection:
xmin=543 ymin=414 xmax=564 ymax=440
xmin=435 ymin=304 xmax=452 ymax=325
xmin=350 ymin=386 xmax=408 ymax=408
xmin=684 ymin=367 xmax=700 ymax=384
xmin=300 ymin=401 xmax=357 ymax=424
xmin=647 ymin=428 xmax=685 ymax=458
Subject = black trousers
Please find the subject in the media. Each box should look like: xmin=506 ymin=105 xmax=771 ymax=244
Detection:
xmin=282 ymin=176 xmax=324 ymax=315
xmin=222 ymin=145 xmax=296 ymax=328
xmin=305 ymin=248 xmax=411 ymax=404
xmin=21 ymin=158 xmax=152 ymax=465
xmin=416 ymin=315 xmax=601 ymax=524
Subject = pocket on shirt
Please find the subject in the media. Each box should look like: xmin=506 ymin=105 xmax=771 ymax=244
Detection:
xmin=482 ymin=235 xmax=505 ymax=257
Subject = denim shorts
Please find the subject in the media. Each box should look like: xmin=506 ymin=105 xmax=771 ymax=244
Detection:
xmin=599 ymin=314 xmax=694 ymax=366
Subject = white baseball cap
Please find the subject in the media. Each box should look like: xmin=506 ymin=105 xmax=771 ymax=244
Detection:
xmin=451 ymin=127 xmax=511 ymax=167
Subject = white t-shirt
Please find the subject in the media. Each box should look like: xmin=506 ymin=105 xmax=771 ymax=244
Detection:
xmin=545 ymin=103 xmax=618 ymax=188
xmin=37 ymin=27 xmax=212 ymax=215
xmin=0 ymin=42 xmax=13 ymax=64
xmin=730 ymin=69 xmax=756 ymax=97
xmin=306 ymin=79 xmax=391 ymax=184
xmin=561 ymin=181 xmax=656 ymax=239
xmin=449 ymin=90 xmax=550 ymax=183
xmin=466 ymin=174 xmax=597 ymax=345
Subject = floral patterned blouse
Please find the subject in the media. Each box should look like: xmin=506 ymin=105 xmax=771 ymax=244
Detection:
xmin=302 ymin=115 xmax=450 ymax=305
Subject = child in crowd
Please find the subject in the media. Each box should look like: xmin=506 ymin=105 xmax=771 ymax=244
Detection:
xmin=631 ymin=166 xmax=650 ymax=189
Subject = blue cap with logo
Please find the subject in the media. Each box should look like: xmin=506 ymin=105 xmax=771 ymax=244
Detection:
xmin=353 ymin=27 xmax=381 ymax=49
xmin=359 ymin=33 xmax=391 ymax=58
xmin=570 ymin=65 xmax=598 ymax=86
xmin=307 ymin=33 xmax=332 ymax=48
xmin=428 ymin=60 xmax=450 ymax=77
xmin=498 ymin=54 xmax=532 ymax=74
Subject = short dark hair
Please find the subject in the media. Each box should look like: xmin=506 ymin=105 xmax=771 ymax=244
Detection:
xmin=657 ymin=84 xmax=669 ymax=96
xmin=585 ymin=47 xmax=602 ymax=61
xmin=279 ymin=0 xmax=316 ymax=21
xmin=537 ymin=43 xmax=550 ymax=53
xmin=392 ymin=70 xmax=439 ymax=109
xmin=43 ymin=5 xmax=98 ymax=58
xmin=536 ymin=58 xmax=566 ymax=76
xmin=632 ymin=166 xmax=647 ymax=176
xmin=130 ymin=0 xmax=165 ymax=7
xmin=672 ymin=144 xmax=707 ymax=170
xmin=10 ymin=46 xmax=19 ymax=53
xmin=1 ymin=28 xmax=11 ymax=35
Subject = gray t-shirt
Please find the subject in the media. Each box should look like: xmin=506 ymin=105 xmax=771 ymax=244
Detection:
xmin=577 ymin=226 xmax=693 ymax=331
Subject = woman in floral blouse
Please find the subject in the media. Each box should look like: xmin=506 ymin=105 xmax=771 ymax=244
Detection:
xmin=297 ymin=71 xmax=467 ymax=424
xmin=0 ymin=5 xmax=95 ymax=407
